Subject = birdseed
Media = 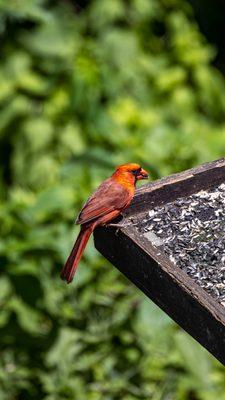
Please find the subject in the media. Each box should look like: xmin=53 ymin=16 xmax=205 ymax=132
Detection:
xmin=136 ymin=183 xmax=225 ymax=307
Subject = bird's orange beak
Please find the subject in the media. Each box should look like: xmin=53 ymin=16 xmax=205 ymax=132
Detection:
xmin=137 ymin=168 xmax=149 ymax=180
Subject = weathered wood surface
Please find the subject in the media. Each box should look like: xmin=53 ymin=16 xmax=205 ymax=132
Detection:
xmin=94 ymin=158 xmax=225 ymax=365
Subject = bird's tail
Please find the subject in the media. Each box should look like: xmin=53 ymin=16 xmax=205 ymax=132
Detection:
xmin=60 ymin=225 xmax=93 ymax=283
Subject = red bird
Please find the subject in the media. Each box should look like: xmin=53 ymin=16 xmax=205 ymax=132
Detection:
xmin=60 ymin=163 xmax=148 ymax=283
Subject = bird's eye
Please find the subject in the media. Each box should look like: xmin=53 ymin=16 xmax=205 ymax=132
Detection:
xmin=132 ymin=168 xmax=141 ymax=176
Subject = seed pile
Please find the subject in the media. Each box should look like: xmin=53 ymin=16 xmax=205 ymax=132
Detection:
xmin=137 ymin=183 xmax=225 ymax=307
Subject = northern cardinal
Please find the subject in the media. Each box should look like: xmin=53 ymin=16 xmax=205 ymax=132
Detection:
xmin=60 ymin=163 xmax=148 ymax=283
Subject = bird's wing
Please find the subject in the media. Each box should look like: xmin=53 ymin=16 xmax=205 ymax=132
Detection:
xmin=76 ymin=178 xmax=131 ymax=225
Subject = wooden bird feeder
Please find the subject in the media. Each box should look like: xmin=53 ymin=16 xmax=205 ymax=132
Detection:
xmin=94 ymin=158 xmax=225 ymax=365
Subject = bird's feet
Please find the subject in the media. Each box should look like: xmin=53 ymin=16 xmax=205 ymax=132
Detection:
xmin=108 ymin=222 xmax=127 ymax=228
xmin=107 ymin=221 xmax=131 ymax=235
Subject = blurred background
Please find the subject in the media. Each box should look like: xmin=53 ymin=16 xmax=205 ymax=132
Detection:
xmin=1 ymin=0 xmax=225 ymax=399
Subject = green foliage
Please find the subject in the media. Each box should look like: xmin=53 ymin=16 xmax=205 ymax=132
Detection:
xmin=1 ymin=0 xmax=225 ymax=398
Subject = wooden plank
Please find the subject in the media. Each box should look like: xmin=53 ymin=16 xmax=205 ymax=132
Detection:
xmin=94 ymin=158 xmax=225 ymax=365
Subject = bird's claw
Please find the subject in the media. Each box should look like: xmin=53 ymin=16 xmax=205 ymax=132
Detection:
xmin=108 ymin=222 xmax=131 ymax=229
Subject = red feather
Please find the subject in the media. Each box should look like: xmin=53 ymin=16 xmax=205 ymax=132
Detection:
xmin=76 ymin=178 xmax=130 ymax=225
xmin=60 ymin=225 xmax=93 ymax=283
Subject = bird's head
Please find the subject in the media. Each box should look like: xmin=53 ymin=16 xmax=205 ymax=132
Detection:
xmin=114 ymin=163 xmax=149 ymax=183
